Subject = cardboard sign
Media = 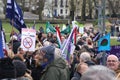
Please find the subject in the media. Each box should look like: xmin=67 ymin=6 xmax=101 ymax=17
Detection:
xmin=21 ymin=28 xmax=36 ymax=51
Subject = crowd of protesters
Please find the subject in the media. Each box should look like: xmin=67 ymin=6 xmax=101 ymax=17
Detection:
xmin=0 ymin=23 xmax=120 ymax=80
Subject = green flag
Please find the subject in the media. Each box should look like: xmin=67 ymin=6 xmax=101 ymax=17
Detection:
xmin=61 ymin=25 xmax=71 ymax=34
xmin=46 ymin=22 xmax=56 ymax=33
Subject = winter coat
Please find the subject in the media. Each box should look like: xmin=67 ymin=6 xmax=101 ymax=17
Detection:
xmin=71 ymin=72 xmax=81 ymax=80
xmin=115 ymin=69 xmax=120 ymax=79
xmin=40 ymin=58 xmax=70 ymax=80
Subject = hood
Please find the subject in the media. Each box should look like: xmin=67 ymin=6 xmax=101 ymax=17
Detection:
xmin=49 ymin=58 xmax=67 ymax=69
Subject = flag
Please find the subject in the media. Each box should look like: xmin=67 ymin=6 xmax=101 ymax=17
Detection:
xmin=73 ymin=27 xmax=77 ymax=44
xmin=61 ymin=24 xmax=71 ymax=34
xmin=98 ymin=33 xmax=110 ymax=51
xmin=31 ymin=20 xmax=36 ymax=29
xmin=6 ymin=0 xmax=26 ymax=32
xmin=72 ymin=21 xmax=78 ymax=44
xmin=78 ymin=24 xmax=84 ymax=34
xmin=56 ymin=26 xmax=62 ymax=48
xmin=62 ymin=24 xmax=66 ymax=31
xmin=61 ymin=26 xmax=76 ymax=62
xmin=0 ymin=20 xmax=4 ymax=58
xmin=93 ymin=32 xmax=101 ymax=42
xmin=46 ymin=22 xmax=56 ymax=33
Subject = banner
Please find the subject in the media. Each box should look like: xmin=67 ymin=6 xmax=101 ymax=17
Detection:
xmin=106 ymin=45 xmax=120 ymax=59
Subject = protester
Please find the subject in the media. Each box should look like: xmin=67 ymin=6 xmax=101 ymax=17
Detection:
xmin=71 ymin=63 xmax=88 ymax=80
xmin=111 ymin=24 xmax=115 ymax=36
xmin=31 ymin=50 xmax=44 ymax=80
xmin=13 ymin=60 xmax=33 ymax=80
xmin=81 ymin=65 xmax=116 ymax=80
xmin=0 ymin=57 xmax=16 ymax=79
xmin=14 ymin=47 xmax=25 ymax=61
xmin=106 ymin=55 xmax=120 ymax=79
xmin=39 ymin=26 xmax=44 ymax=33
xmin=79 ymin=52 xmax=95 ymax=66
xmin=9 ymin=35 xmax=21 ymax=54
xmin=37 ymin=45 xmax=70 ymax=80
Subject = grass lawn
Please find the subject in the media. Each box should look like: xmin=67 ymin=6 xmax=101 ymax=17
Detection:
xmin=2 ymin=21 xmax=63 ymax=42
xmin=111 ymin=38 xmax=120 ymax=46
xmin=2 ymin=21 xmax=120 ymax=46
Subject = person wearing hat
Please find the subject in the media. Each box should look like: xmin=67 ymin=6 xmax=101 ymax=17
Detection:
xmin=13 ymin=60 xmax=33 ymax=80
xmin=37 ymin=45 xmax=70 ymax=80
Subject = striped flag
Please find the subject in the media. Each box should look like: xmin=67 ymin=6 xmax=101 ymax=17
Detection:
xmin=93 ymin=32 xmax=101 ymax=42
xmin=61 ymin=26 xmax=76 ymax=62
xmin=56 ymin=26 xmax=62 ymax=48
xmin=73 ymin=27 xmax=77 ymax=44
xmin=72 ymin=21 xmax=78 ymax=44
xmin=6 ymin=0 xmax=26 ymax=32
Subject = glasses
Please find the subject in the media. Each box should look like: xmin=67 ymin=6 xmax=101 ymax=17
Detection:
xmin=107 ymin=60 xmax=118 ymax=63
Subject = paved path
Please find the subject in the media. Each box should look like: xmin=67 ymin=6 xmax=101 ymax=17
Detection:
xmin=111 ymin=36 xmax=117 ymax=39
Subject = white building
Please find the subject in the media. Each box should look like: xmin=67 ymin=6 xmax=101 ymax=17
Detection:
xmin=43 ymin=0 xmax=70 ymax=18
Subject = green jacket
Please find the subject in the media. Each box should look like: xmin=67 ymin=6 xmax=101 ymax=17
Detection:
xmin=40 ymin=58 xmax=70 ymax=80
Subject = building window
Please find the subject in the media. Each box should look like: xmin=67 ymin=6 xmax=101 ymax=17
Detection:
xmin=66 ymin=9 xmax=67 ymax=14
xmin=54 ymin=9 xmax=57 ymax=17
xmin=55 ymin=0 xmax=57 ymax=7
xmin=60 ymin=9 xmax=63 ymax=14
xmin=60 ymin=0 xmax=63 ymax=7
xmin=66 ymin=0 xmax=68 ymax=7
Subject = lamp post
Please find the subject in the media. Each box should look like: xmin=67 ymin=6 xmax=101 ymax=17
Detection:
xmin=102 ymin=0 xmax=106 ymax=34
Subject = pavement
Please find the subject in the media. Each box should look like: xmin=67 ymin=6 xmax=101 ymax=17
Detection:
xmin=111 ymin=36 xmax=118 ymax=39
xmin=24 ymin=12 xmax=39 ymax=20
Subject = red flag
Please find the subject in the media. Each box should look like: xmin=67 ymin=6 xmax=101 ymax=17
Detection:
xmin=55 ymin=26 xmax=62 ymax=48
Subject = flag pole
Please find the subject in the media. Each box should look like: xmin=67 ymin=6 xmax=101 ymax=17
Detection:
xmin=11 ymin=19 xmax=14 ymax=52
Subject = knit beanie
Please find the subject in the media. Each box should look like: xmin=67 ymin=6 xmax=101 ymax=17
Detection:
xmin=13 ymin=60 xmax=27 ymax=77
xmin=41 ymin=45 xmax=55 ymax=62
xmin=0 ymin=57 xmax=16 ymax=79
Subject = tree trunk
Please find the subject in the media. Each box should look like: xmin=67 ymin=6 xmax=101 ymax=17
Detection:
xmin=93 ymin=0 xmax=98 ymax=19
xmin=107 ymin=0 xmax=117 ymax=17
xmin=70 ymin=0 xmax=75 ymax=21
xmin=81 ymin=0 xmax=86 ymax=21
xmin=39 ymin=0 xmax=44 ymax=20
xmin=88 ymin=0 xmax=92 ymax=19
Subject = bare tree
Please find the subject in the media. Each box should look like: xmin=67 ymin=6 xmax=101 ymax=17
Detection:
xmin=38 ymin=0 xmax=45 ymax=20
xmin=88 ymin=0 xmax=92 ymax=19
xmin=70 ymin=0 xmax=75 ymax=21
xmin=107 ymin=0 xmax=117 ymax=17
xmin=93 ymin=0 xmax=99 ymax=19
xmin=81 ymin=0 xmax=86 ymax=21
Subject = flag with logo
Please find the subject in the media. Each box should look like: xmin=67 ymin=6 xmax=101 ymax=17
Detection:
xmin=6 ymin=0 xmax=26 ymax=32
xmin=98 ymin=33 xmax=110 ymax=51
xmin=61 ymin=24 xmax=71 ymax=34
xmin=46 ymin=22 xmax=56 ymax=33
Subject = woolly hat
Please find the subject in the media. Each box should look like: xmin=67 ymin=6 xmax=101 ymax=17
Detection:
xmin=41 ymin=45 xmax=55 ymax=62
xmin=13 ymin=60 xmax=27 ymax=77
xmin=0 ymin=57 xmax=16 ymax=79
